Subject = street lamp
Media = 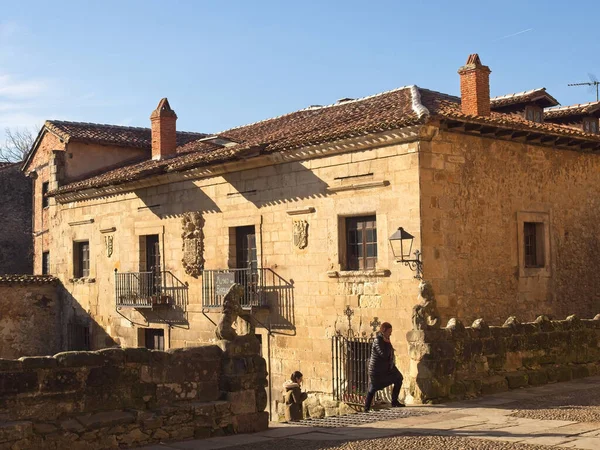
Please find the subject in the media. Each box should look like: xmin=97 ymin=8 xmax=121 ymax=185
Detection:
xmin=388 ymin=227 xmax=422 ymax=279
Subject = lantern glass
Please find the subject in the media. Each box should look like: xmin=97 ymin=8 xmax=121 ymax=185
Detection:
xmin=388 ymin=227 xmax=414 ymax=260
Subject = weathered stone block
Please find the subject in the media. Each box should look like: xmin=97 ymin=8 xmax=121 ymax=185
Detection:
xmin=95 ymin=348 xmax=126 ymax=365
xmin=226 ymin=390 xmax=256 ymax=414
xmin=54 ymin=351 xmax=103 ymax=368
xmin=0 ymin=371 xmax=38 ymax=396
xmin=505 ymin=372 xmax=528 ymax=389
xmin=77 ymin=411 xmax=135 ymax=429
xmin=122 ymin=348 xmax=151 ymax=364
xmin=0 ymin=359 xmax=22 ymax=373
xmin=255 ymin=387 xmax=268 ymax=412
xmin=18 ymin=357 xmax=57 ymax=370
xmin=41 ymin=369 xmax=81 ymax=392
xmin=0 ymin=422 xmax=32 ymax=444
xmin=217 ymin=336 xmax=261 ymax=357
xmin=480 ymin=376 xmax=508 ymax=395
xmin=571 ymin=364 xmax=590 ymax=379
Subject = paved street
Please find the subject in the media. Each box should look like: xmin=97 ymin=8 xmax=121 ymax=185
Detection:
xmin=141 ymin=375 xmax=600 ymax=449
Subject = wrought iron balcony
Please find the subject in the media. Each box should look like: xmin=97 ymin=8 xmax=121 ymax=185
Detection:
xmin=115 ymin=270 xmax=188 ymax=310
xmin=201 ymin=268 xmax=290 ymax=310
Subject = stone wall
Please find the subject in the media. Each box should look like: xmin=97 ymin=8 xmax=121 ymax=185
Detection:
xmin=420 ymin=129 xmax=600 ymax=324
xmin=0 ymin=276 xmax=61 ymax=359
xmin=406 ymin=314 xmax=600 ymax=404
xmin=0 ymin=335 xmax=268 ymax=449
xmin=0 ymin=163 xmax=32 ymax=275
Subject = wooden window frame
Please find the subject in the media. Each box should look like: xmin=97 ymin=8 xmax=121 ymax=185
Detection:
xmin=42 ymin=251 xmax=50 ymax=275
xmin=345 ymin=215 xmax=377 ymax=270
xmin=517 ymin=212 xmax=551 ymax=278
xmin=41 ymin=181 xmax=49 ymax=208
xmin=74 ymin=240 xmax=90 ymax=278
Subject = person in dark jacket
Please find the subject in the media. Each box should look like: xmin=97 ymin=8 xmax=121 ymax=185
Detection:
xmin=364 ymin=322 xmax=404 ymax=412
xmin=283 ymin=371 xmax=308 ymax=422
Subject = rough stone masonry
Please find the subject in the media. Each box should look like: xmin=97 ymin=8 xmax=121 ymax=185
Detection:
xmin=0 ymin=334 xmax=268 ymax=449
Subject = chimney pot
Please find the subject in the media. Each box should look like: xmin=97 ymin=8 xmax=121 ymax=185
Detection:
xmin=458 ymin=54 xmax=491 ymax=116
xmin=150 ymin=98 xmax=177 ymax=160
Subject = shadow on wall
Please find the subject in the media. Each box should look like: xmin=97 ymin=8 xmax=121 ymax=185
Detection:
xmin=135 ymin=180 xmax=222 ymax=218
xmin=59 ymin=283 xmax=118 ymax=351
xmin=223 ymin=161 xmax=329 ymax=208
xmin=253 ymin=269 xmax=296 ymax=335
xmin=0 ymin=165 xmax=33 ymax=274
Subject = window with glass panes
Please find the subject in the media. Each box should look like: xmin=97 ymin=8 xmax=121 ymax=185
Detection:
xmin=42 ymin=251 xmax=50 ymax=275
xmin=346 ymin=216 xmax=377 ymax=270
xmin=524 ymin=222 xmax=544 ymax=268
xmin=583 ymin=118 xmax=599 ymax=134
xmin=74 ymin=241 xmax=90 ymax=278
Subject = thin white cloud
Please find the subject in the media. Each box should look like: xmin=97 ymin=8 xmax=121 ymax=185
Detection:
xmin=493 ymin=28 xmax=533 ymax=42
xmin=0 ymin=74 xmax=49 ymax=99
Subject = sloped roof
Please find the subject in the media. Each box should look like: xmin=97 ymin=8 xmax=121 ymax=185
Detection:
xmin=45 ymin=121 xmax=206 ymax=149
xmin=490 ymin=88 xmax=559 ymax=109
xmin=544 ymin=101 xmax=600 ymax=119
xmin=52 ymin=86 xmax=425 ymax=194
xmin=50 ymin=86 xmax=600 ymax=196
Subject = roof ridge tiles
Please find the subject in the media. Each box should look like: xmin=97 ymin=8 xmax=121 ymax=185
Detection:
xmin=214 ymin=85 xmax=416 ymax=135
xmin=46 ymin=120 xmax=205 ymax=135
xmin=545 ymin=101 xmax=600 ymax=112
xmin=491 ymin=88 xmax=547 ymax=101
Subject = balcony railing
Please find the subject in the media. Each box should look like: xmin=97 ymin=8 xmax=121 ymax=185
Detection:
xmin=202 ymin=268 xmax=290 ymax=310
xmin=115 ymin=270 xmax=188 ymax=309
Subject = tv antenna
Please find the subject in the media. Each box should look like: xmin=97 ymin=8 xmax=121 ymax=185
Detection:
xmin=568 ymin=73 xmax=599 ymax=102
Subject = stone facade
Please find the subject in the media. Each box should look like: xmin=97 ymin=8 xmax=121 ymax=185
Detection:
xmin=0 ymin=335 xmax=268 ymax=449
xmin=421 ymin=128 xmax=600 ymax=324
xmin=0 ymin=277 xmax=61 ymax=359
xmin=406 ymin=313 xmax=600 ymax=404
xmin=23 ymin=120 xmax=600 ymax=415
xmin=0 ymin=163 xmax=32 ymax=275
xmin=20 ymin=57 xmax=600 ymax=417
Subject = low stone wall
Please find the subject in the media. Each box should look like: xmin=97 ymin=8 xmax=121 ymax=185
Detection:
xmin=0 ymin=276 xmax=61 ymax=359
xmin=0 ymin=335 xmax=268 ymax=449
xmin=406 ymin=314 xmax=600 ymax=404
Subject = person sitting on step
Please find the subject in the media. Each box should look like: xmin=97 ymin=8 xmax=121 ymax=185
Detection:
xmin=364 ymin=322 xmax=405 ymax=412
xmin=283 ymin=371 xmax=308 ymax=422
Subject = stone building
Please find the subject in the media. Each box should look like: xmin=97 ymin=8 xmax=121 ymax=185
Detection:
xmin=0 ymin=162 xmax=33 ymax=274
xmin=21 ymin=54 xmax=600 ymax=412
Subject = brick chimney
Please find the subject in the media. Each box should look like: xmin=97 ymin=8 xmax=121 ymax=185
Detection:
xmin=457 ymin=54 xmax=491 ymax=116
xmin=150 ymin=98 xmax=177 ymax=160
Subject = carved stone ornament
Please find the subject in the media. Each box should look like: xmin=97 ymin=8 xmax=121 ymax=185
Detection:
xmin=181 ymin=211 xmax=204 ymax=277
xmin=411 ymin=280 xmax=441 ymax=330
xmin=105 ymin=235 xmax=113 ymax=258
xmin=293 ymin=219 xmax=308 ymax=249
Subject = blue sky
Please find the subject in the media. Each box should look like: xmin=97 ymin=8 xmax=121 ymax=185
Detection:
xmin=1 ymin=0 xmax=599 ymax=140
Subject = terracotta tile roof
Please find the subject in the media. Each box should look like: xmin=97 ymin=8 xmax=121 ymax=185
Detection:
xmin=53 ymin=86 xmax=424 ymax=194
xmin=490 ymin=88 xmax=559 ymax=109
xmin=45 ymin=120 xmax=207 ymax=149
xmin=421 ymin=88 xmax=600 ymax=141
xmin=544 ymin=101 xmax=600 ymax=119
xmin=51 ymin=86 xmax=600 ymax=196
xmin=0 ymin=275 xmax=58 ymax=285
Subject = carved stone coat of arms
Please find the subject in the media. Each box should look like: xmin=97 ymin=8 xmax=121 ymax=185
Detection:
xmin=293 ymin=220 xmax=308 ymax=249
xmin=105 ymin=235 xmax=113 ymax=258
xmin=181 ymin=212 xmax=204 ymax=277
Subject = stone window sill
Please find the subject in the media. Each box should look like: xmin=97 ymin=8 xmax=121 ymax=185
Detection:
xmin=68 ymin=277 xmax=96 ymax=284
xmin=327 ymin=269 xmax=391 ymax=278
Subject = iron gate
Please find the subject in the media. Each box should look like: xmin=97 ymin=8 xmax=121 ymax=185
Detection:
xmin=332 ymin=335 xmax=393 ymax=405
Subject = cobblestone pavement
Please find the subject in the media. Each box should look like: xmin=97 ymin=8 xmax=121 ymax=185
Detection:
xmin=140 ymin=376 xmax=600 ymax=450
xmin=509 ymin=386 xmax=600 ymax=422
xmin=222 ymin=435 xmax=553 ymax=449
